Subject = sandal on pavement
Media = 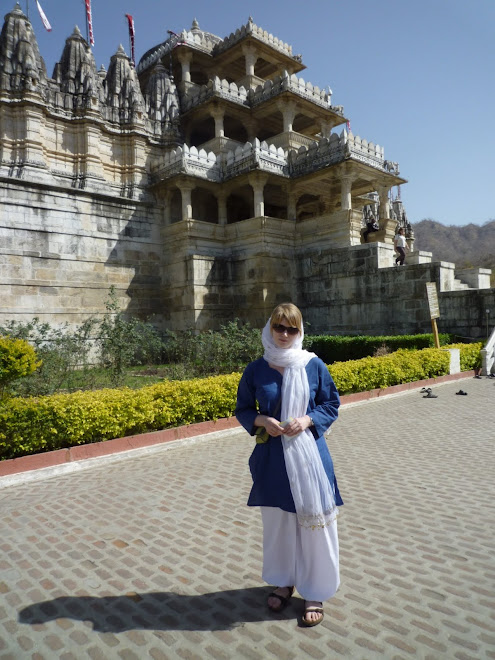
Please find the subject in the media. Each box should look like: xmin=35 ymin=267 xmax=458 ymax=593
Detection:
xmin=267 ymin=586 xmax=294 ymax=613
xmin=302 ymin=602 xmax=324 ymax=627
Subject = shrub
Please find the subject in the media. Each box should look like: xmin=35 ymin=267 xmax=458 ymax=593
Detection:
xmin=0 ymin=336 xmax=41 ymax=399
xmin=304 ymin=333 xmax=453 ymax=364
xmin=96 ymin=287 xmax=164 ymax=384
xmin=328 ymin=343 xmax=481 ymax=395
xmin=0 ymin=373 xmax=241 ymax=460
xmin=0 ymin=317 xmax=97 ymax=396
xmin=0 ymin=343 xmax=482 ymax=460
xmin=163 ymin=320 xmax=262 ymax=376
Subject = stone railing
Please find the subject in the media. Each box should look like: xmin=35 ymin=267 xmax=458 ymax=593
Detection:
xmin=151 ymin=145 xmax=221 ymax=182
xmin=250 ymin=71 xmax=332 ymax=109
xmin=139 ymin=18 xmax=297 ymax=75
xmin=289 ymin=130 xmax=393 ymax=176
xmin=180 ymin=71 xmax=336 ymax=114
xmin=181 ymin=76 xmax=250 ymax=112
xmin=138 ymin=30 xmax=221 ymax=73
xmin=152 ymin=131 xmax=398 ymax=183
xmin=224 ymin=139 xmax=289 ymax=179
xmin=152 ymin=138 xmax=289 ymax=183
xmin=268 ymin=131 xmax=317 ymax=151
xmin=214 ymin=18 xmax=296 ymax=59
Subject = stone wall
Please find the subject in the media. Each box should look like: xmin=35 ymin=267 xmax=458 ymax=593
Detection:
xmin=297 ymin=243 xmax=493 ymax=338
xmin=0 ymin=179 xmax=163 ymax=327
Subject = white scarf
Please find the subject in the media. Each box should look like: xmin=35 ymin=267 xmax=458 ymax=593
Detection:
xmin=262 ymin=321 xmax=338 ymax=529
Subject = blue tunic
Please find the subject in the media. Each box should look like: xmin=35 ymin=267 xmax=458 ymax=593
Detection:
xmin=235 ymin=357 xmax=344 ymax=513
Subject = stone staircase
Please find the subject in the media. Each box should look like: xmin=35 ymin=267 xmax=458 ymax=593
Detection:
xmin=453 ymin=276 xmax=470 ymax=290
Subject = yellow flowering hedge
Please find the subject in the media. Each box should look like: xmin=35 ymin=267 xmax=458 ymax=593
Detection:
xmin=329 ymin=343 xmax=482 ymax=395
xmin=0 ymin=374 xmax=241 ymax=460
xmin=0 ymin=343 xmax=481 ymax=460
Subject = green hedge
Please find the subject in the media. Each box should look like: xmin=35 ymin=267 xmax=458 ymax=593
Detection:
xmin=303 ymin=333 xmax=454 ymax=364
xmin=0 ymin=344 xmax=482 ymax=460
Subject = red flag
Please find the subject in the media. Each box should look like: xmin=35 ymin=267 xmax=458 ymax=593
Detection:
xmin=36 ymin=0 xmax=52 ymax=32
xmin=125 ymin=14 xmax=135 ymax=66
xmin=85 ymin=0 xmax=95 ymax=46
xmin=346 ymin=120 xmax=351 ymax=133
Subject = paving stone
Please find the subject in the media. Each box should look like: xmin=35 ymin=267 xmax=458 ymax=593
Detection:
xmin=0 ymin=378 xmax=493 ymax=658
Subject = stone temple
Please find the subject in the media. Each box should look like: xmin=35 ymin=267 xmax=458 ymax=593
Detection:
xmin=0 ymin=5 xmax=492 ymax=336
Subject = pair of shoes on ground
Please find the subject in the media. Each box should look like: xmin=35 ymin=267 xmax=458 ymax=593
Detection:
xmin=267 ymin=587 xmax=324 ymax=627
xmin=456 ymin=389 xmax=468 ymax=395
xmin=421 ymin=387 xmax=438 ymax=398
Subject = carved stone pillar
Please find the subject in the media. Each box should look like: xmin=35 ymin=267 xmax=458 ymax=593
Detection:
xmin=245 ymin=118 xmax=258 ymax=143
xmin=368 ymin=184 xmax=395 ymax=243
xmin=177 ymin=50 xmax=193 ymax=83
xmin=163 ymin=190 xmax=173 ymax=225
xmin=242 ymin=44 xmax=258 ymax=76
xmin=377 ymin=185 xmax=391 ymax=223
xmin=249 ymin=173 xmax=268 ymax=217
xmin=277 ymin=100 xmax=297 ymax=133
xmin=341 ymin=175 xmax=354 ymax=211
xmin=217 ymin=191 xmax=228 ymax=225
xmin=210 ymin=107 xmax=225 ymax=138
xmin=181 ymin=183 xmax=194 ymax=220
xmin=287 ymin=190 xmax=297 ymax=221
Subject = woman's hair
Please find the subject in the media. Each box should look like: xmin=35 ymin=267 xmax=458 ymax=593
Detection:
xmin=270 ymin=302 xmax=303 ymax=332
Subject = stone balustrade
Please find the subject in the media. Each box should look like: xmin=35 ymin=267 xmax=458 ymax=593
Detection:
xmin=152 ymin=144 xmax=221 ymax=182
xmin=152 ymin=138 xmax=289 ymax=183
xmin=214 ymin=18 xmax=295 ymax=59
xmin=152 ymin=130 xmax=397 ymax=182
xmin=181 ymin=77 xmax=250 ymax=111
xmin=250 ymin=71 xmax=332 ymax=109
xmin=138 ymin=30 xmax=221 ymax=74
xmin=291 ymin=130 xmax=393 ymax=176
xmin=224 ymin=139 xmax=289 ymax=179
xmin=138 ymin=18 xmax=298 ymax=76
xmin=180 ymin=70 xmax=336 ymax=113
xmin=268 ymin=131 xmax=318 ymax=151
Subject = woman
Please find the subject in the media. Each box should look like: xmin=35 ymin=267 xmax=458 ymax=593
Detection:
xmin=235 ymin=303 xmax=343 ymax=627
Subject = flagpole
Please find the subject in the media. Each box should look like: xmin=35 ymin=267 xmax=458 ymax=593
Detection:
xmin=83 ymin=0 xmax=89 ymax=43
xmin=26 ymin=0 xmax=29 ymax=19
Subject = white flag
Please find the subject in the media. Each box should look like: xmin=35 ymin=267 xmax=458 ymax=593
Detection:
xmin=36 ymin=0 xmax=52 ymax=32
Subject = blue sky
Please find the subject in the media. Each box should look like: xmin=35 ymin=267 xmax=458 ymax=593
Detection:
xmin=13 ymin=0 xmax=495 ymax=226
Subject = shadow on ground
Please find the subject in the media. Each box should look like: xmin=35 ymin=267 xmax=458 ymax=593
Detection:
xmin=18 ymin=587 xmax=305 ymax=632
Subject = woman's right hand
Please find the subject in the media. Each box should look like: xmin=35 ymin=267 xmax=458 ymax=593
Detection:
xmin=255 ymin=415 xmax=285 ymax=437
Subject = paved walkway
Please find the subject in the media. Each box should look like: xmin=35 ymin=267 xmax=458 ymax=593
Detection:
xmin=0 ymin=377 xmax=494 ymax=659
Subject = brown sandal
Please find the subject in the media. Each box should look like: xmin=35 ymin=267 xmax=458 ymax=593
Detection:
xmin=267 ymin=586 xmax=294 ymax=613
xmin=302 ymin=602 xmax=324 ymax=627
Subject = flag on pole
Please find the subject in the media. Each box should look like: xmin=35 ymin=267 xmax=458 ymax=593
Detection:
xmin=36 ymin=0 xmax=52 ymax=32
xmin=125 ymin=14 xmax=135 ymax=66
xmin=346 ymin=120 xmax=351 ymax=133
xmin=85 ymin=0 xmax=95 ymax=46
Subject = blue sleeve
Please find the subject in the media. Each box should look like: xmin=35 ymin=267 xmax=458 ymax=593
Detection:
xmin=308 ymin=359 xmax=340 ymax=439
xmin=235 ymin=363 xmax=258 ymax=436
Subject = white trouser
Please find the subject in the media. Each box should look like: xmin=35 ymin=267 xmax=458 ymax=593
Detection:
xmin=260 ymin=506 xmax=340 ymax=602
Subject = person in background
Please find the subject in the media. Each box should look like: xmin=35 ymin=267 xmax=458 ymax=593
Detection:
xmin=363 ymin=215 xmax=379 ymax=242
xmin=394 ymin=227 xmax=409 ymax=265
xmin=235 ymin=302 xmax=343 ymax=627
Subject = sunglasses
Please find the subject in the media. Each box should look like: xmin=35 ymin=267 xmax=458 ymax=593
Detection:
xmin=272 ymin=324 xmax=299 ymax=336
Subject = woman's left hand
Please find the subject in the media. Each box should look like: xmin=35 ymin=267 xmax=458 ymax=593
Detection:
xmin=282 ymin=415 xmax=312 ymax=437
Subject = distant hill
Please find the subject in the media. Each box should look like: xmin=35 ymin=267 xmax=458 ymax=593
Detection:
xmin=412 ymin=219 xmax=495 ymax=284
